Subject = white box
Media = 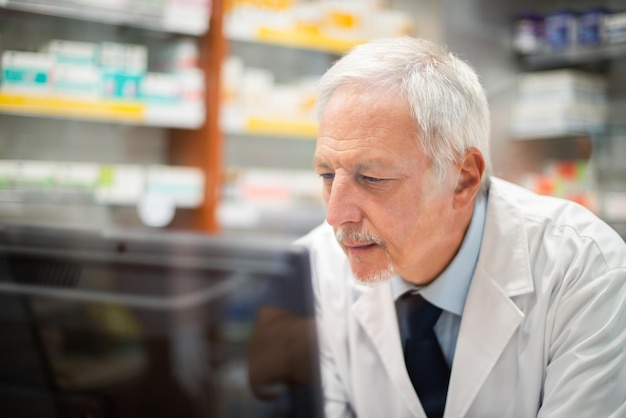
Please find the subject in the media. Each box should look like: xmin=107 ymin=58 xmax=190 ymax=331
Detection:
xmin=1 ymin=51 xmax=53 ymax=94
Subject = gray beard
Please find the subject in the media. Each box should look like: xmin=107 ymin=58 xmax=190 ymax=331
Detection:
xmin=335 ymin=227 xmax=398 ymax=286
xmin=354 ymin=261 xmax=397 ymax=287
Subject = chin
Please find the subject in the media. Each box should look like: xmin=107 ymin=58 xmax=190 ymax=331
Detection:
xmin=352 ymin=264 xmax=397 ymax=288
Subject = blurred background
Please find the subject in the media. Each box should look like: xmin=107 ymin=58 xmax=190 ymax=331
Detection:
xmin=0 ymin=0 xmax=625 ymax=241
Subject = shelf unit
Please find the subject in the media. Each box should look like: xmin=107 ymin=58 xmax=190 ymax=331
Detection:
xmin=0 ymin=92 xmax=204 ymax=128
xmin=0 ymin=0 xmax=224 ymax=233
xmin=520 ymin=42 xmax=626 ymax=71
xmin=220 ymin=31 xmax=361 ymax=140
xmin=218 ymin=30 xmax=348 ymax=236
xmin=0 ymin=0 xmax=210 ymax=35
xmin=503 ymin=1 xmax=626 ymax=231
xmin=436 ymin=0 xmax=626 ymax=236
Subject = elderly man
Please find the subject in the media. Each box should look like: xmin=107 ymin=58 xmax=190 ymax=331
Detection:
xmin=297 ymin=37 xmax=626 ymax=418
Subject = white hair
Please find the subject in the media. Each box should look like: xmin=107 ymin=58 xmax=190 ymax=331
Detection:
xmin=317 ymin=37 xmax=492 ymax=192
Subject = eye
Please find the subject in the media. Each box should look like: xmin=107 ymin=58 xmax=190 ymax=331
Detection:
xmin=360 ymin=175 xmax=383 ymax=183
xmin=319 ymin=173 xmax=335 ymax=181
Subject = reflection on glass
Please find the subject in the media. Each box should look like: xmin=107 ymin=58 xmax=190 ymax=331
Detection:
xmin=0 ymin=227 xmax=322 ymax=418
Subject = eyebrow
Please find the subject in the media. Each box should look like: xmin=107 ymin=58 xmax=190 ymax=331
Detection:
xmin=313 ymin=156 xmax=330 ymax=170
xmin=313 ymin=156 xmax=393 ymax=174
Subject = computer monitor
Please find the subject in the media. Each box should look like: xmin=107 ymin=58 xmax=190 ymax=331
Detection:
xmin=0 ymin=225 xmax=323 ymax=418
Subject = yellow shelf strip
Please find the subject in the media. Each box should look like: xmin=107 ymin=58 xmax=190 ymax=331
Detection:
xmin=245 ymin=117 xmax=318 ymax=139
xmin=256 ymin=26 xmax=363 ymax=54
xmin=0 ymin=93 xmax=145 ymax=122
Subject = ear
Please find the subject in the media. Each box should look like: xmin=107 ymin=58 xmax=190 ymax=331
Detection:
xmin=453 ymin=148 xmax=485 ymax=210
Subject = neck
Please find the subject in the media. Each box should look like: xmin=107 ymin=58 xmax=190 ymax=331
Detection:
xmin=406 ymin=201 xmax=475 ymax=286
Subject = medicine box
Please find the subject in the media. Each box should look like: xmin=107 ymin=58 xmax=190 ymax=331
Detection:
xmin=140 ymin=72 xmax=181 ymax=104
xmin=99 ymin=42 xmax=147 ymax=100
xmin=52 ymin=64 xmax=101 ymax=99
xmin=1 ymin=51 xmax=53 ymax=94
xmin=43 ymin=39 xmax=98 ymax=66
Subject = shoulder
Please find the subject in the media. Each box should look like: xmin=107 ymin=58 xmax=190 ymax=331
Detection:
xmin=489 ymin=177 xmax=626 ymax=271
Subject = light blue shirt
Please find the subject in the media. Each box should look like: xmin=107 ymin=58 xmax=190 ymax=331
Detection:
xmin=390 ymin=192 xmax=488 ymax=366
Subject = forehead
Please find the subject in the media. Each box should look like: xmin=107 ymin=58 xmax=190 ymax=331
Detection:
xmin=315 ymin=85 xmax=424 ymax=168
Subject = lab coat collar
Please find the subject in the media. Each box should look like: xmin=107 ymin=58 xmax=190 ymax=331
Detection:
xmin=473 ymin=178 xmax=535 ymax=297
xmin=445 ymin=177 xmax=534 ymax=417
xmin=352 ymin=282 xmax=426 ymax=417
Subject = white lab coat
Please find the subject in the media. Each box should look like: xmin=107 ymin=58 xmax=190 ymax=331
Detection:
xmin=297 ymin=177 xmax=626 ymax=418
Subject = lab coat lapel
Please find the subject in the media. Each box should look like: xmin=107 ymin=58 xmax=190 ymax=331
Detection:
xmin=352 ymin=282 xmax=426 ymax=418
xmin=444 ymin=178 xmax=534 ymax=417
xmin=444 ymin=268 xmax=525 ymax=417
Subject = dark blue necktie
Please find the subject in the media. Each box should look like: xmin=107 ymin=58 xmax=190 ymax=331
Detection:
xmin=397 ymin=293 xmax=450 ymax=418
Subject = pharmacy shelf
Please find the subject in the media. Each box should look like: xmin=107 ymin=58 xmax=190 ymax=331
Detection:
xmin=222 ymin=113 xmax=317 ymax=139
xmin=0 ymin=160 xmax=205 ymax=208
xmin=0 ymin=0 xmax=210 ymax=35
xmin=520 ymin=42 xmax=626 ymax=71
xmin=225 ymin=26 xmax=363 ymax=55
xmin=0 ymin=93 xmax=204 ymax=128
xmin=511 ymin=130 xmax=598 ymax=141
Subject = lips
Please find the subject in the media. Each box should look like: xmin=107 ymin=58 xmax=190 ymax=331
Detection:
xmin=343 ymin=242 xmax=378 ymax=251
xmin=335 ymin=227 xmax=385 ymax=260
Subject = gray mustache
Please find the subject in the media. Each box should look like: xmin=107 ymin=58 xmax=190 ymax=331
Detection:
xmin=335 ymin=228 xmax=384 ymax=247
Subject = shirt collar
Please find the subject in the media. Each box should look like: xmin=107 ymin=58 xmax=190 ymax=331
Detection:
xmin=391 ymin=191 xmax=488 ymax=316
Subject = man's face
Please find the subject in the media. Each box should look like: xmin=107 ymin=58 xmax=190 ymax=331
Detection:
xmin=314 ymin=85 xmax=461 ymax=286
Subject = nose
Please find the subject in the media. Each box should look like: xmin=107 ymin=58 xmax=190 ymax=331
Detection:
xmin=325 ymin=177 xmax=361 ymax=227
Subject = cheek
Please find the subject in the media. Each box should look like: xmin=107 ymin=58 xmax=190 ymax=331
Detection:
xmin=370 ymin=200 xmax=419 ymax=249
xmin=383 ymin=195 xmax=452 ymax=251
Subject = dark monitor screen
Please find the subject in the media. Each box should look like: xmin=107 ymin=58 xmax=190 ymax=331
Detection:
xmin=0 ymin=225 xmax=322 ymax=418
